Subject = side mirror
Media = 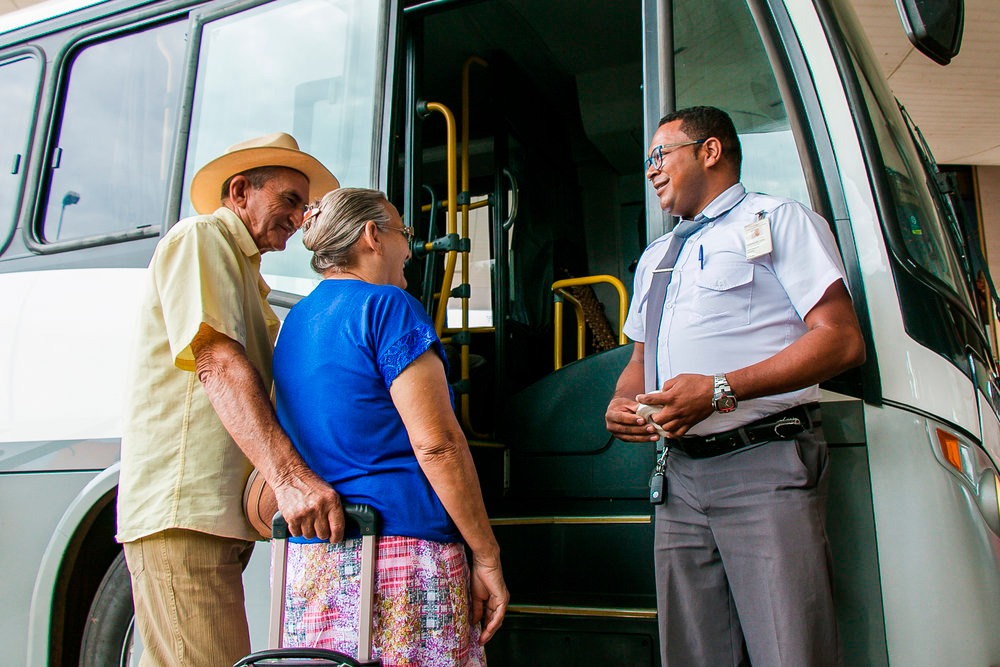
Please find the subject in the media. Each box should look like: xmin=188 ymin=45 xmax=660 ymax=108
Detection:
xmin=895 ymin=0 xmax=964 ymax=65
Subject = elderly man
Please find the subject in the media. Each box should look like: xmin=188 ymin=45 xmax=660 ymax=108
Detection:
xmin=117 ymin=133 xmax=343 ymax=666
xmin=606 ymin=107 xmax=865 ymax=666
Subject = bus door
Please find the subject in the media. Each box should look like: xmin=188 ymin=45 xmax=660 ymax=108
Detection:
xmin=388 ymin=0 xmax=896 ymax=663
xmin=397 ymin=16 xmax=605 ymax=435
xmin=393 ymin=2 xmax=656 ymax=660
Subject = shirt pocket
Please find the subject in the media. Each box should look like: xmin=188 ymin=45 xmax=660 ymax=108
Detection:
xmin=687 ymin=262 xmax=753 ymax=332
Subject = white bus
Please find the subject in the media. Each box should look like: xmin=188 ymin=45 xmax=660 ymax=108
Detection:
xmin=2 ymin=0 xmax=997 ymax=664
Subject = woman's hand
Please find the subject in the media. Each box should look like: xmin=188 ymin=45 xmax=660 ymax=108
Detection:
xmin=470 ymin=554 xmax=508 ymax=645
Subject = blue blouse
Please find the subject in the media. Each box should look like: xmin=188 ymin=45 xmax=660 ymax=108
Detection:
xmin=273 ymin=279 xmax=459 ymax=544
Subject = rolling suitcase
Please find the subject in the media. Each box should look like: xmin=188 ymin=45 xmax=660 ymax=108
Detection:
xmin=234 ymin=505 xmax=382 ymax=666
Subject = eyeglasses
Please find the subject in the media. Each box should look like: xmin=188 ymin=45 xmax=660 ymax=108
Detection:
xmin=644 ymin=139 xmax=707 ymax=171
xmin=379 ymin=224 xmax=415 ymax=243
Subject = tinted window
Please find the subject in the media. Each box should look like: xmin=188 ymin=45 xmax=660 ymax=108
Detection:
xmin=184 ymin=0 xmax=382 ymax=294
xmin=831 ymin=0 xmax=983 ymax=371
xmin=860 ymin=82 xmax=969 ymax=304
xmin=0 ymin=56 xmax=39 ymax=247
xmin=41 ymin=19 xmax=187 ymax=242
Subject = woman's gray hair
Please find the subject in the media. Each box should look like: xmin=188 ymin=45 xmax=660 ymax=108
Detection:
xmin=302 ymin=187 xmax=392 ymax=274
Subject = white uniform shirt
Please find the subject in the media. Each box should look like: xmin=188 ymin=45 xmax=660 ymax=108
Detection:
xmin=623 ymin=184 xmax=847 ymax=435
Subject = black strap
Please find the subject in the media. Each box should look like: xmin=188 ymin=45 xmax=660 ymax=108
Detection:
xmin=668 ymin=403 xmax=820 ymax=458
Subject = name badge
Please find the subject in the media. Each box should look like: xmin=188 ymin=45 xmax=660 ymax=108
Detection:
xmin=744 ymin=212 xmax=772 ymax=260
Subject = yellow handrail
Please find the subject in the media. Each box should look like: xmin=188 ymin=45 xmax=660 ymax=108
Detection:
xmin=421 ymin=198 xmax=488 ymax=214
xmin=553 ymin=291 xmax=586 ymax=369
xmin=551 ymin=274 xmax=628 ymax=369
xmin=422 ymin=101 xmax=459 ymax=337
xmin=421 ymin=63 xmax=491 ymax=437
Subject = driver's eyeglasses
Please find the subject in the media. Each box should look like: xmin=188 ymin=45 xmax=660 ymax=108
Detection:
xmin=379 ymin=224 xmax=415 ymax=243
xmin=644 ymin=139 xmax=707 ymax=171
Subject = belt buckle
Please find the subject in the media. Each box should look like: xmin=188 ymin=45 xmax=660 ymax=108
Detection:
xmin=772 ymin=417 xmax=804 ymax=439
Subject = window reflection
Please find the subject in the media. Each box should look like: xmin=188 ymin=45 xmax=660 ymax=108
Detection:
xmin=0 ymin=56 xmax=38 ymax=244
xmin=672 ymin=0 xmax=810 ymax=205
xmin=184 ymin=0 xmax=381 ymax=294
xmin=43 ymin=20 xmax=186 ymax=242
xmin=855 ymin=61 xmax=970 ymax=307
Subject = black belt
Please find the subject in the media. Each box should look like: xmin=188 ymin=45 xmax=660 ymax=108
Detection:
xmin=667 ymin=403 xmax=821 ymax=459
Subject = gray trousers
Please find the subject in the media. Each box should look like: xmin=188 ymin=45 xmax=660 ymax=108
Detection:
xmin=654 ymin=429 xmax=840 ymax=666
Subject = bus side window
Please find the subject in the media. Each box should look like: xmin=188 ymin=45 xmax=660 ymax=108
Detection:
xmin=0 ymin=55 xmax=39 ymax=253
xmin=182 ymin=0 xmax=381 ymax=295
xmin=855 ymin=67 xmax=973 ymax=310
xmin=40 ymin=19 xmax=186 ymax=243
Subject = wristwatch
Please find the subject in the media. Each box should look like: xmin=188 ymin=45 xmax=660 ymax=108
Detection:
xmin=713 ymin=373 xmax=738 ymax=413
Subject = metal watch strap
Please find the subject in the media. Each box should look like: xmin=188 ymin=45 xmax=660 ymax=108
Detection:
xmin=713 ymin=373 xmax=736 ymax=412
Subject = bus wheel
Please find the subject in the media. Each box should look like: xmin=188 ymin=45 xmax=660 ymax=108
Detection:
xmin=79 ymin=551 xmax=136 ymax=667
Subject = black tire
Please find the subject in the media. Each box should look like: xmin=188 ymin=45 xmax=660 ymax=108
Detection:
xmin=79 ymin=550 xmax=136 ymax=667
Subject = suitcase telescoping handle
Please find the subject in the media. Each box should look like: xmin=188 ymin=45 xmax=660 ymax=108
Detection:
xmin=268 ymin=505 xmax=380 ymax=662
xmin=270 ymin=504 xmax=378 ymax=539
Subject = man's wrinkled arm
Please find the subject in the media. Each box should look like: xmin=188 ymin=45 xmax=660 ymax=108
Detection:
xmin=191 ymin=323 xmax=343 ymax=540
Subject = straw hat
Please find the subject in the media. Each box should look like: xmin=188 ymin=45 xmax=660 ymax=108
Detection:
xmin=189 ymin=132 xmax=340 ymax=214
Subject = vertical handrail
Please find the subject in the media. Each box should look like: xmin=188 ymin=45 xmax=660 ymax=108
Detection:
xmin=418 ymin=101 xmax=459 ymax=336
xmin=552 ymin=291 xmax=586 ymax=370
xmin=551 ymin=275 xmax=629 ymax=369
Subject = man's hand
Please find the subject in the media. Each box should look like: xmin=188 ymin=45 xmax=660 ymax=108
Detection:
xmin=605 ymin=342 xmax=660 ymax=442
xmin=636 ymin=373 xmax=714 ymax=438
xmin=191 ymin=323 xmax=344 ymax=541
xmin=605 ymin=396 xmax=660 ymax=442
xmin=271 ymin=468 xmax=344 ymax=541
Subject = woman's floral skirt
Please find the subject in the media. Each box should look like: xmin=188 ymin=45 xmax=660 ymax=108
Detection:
xmin=282 ymin=536 xmax=486 ymax=666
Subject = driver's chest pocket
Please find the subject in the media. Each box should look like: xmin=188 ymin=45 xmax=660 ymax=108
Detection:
xmin=685 ymin=262 xmax=754 ymax=332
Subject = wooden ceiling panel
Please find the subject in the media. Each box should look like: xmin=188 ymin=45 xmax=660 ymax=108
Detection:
xmin=852 ymin=0 xmax=1000 ymax=165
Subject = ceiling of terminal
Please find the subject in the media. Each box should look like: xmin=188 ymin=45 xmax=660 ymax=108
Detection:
xmin=852 ymin=0 xmax=1000 ymax=166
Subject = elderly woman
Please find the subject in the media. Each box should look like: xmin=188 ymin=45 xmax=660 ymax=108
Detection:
xmin=272 ymin=187 xmax=508 ymax=665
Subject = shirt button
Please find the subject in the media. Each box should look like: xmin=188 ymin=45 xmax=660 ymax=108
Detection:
xmin=665 ymin=303 xmax=674 ymax=309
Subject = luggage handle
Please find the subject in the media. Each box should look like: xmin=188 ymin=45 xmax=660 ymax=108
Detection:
xmin=269 ymin=505 xmax=380 ymax=661
xmin=234 ymin=647 xmax=368 ymax=666
xmin=270 ymin=504 xmax=379 ymax=539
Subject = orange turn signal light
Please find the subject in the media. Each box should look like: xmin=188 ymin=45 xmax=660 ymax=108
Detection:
xmin=936 ymin=428 xmax=964 ymax=473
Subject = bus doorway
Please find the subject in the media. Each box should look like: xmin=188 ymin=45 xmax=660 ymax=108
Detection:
xmin=396 ymin=0 xmax=646 ymax=436
xmin=394 ymin=1 xmax=657 ymax=662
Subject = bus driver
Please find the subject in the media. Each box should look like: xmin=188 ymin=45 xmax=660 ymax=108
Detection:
xmin=605 ymin=106 xmax=865 ymax=666
xmin=116 ymin=133 xmax=343 ymax=666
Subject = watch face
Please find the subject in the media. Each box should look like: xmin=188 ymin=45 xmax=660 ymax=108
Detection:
xmin=715 ymin=396 xmax=737 ymax=413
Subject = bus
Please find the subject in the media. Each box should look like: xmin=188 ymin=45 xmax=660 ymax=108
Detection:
xmin=2 ymin=0 xmax=998 ymax=664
